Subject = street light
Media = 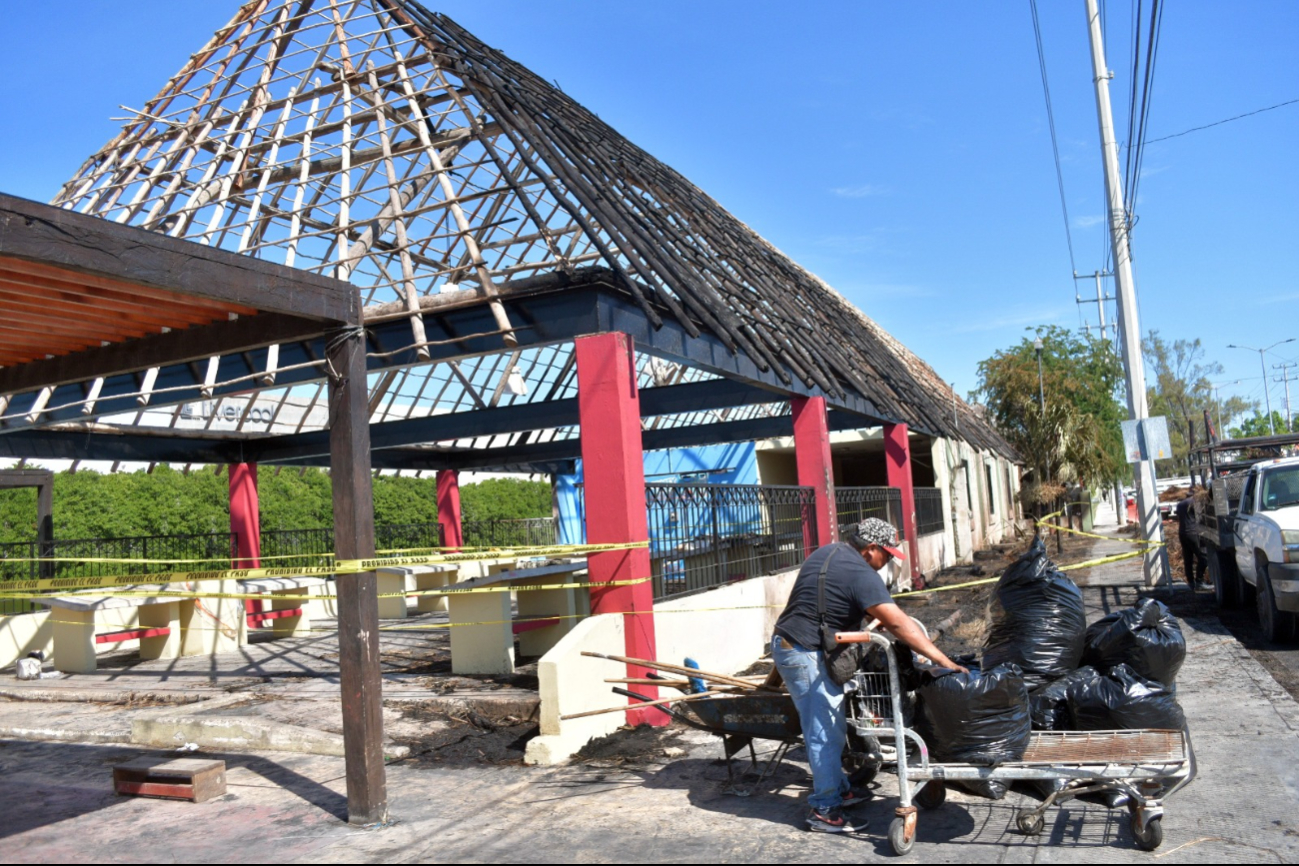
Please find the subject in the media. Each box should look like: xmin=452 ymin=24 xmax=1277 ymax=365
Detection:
xmin=1033 ymin=337 xmax=1046 ymax=415
xmin=1210 ymin=379 xmax=1243 ymax=437
xmin=1228 ymin=338 xmax=1296 ymax=435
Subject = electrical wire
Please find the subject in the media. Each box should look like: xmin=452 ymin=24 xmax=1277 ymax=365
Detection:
xmin=1126 ymin=0 xmax=1164 ymax=221
xmin=1029 ymin=0 xmax=1078 ymax=277
xmin=1145 ymin=97 xmax=1299 ymax=144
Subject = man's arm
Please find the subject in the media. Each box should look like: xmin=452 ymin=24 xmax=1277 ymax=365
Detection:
xmin=867 ymin=602 xmax=969 ymax=673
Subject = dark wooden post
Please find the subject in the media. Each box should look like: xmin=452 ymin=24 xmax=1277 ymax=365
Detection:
xmin=327 ymin=322 xmax=388 ymax=825
xmin=35 ymin=472 xmax=53 ymax=580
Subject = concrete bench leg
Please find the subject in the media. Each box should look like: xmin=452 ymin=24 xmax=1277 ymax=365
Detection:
xmin=376 ymin=571 xmax=408 ymax=619
xmin=138 ymin=601 xmax=181 ymax=661
xmin=415 ymin=568 xmax=458 ymax=613
xmin=52 ymin=608 xmax=97 ymax=674
xmin=271 ymin=587 xmax=310 ymax=638
xmin=179 ymin=580 xmax=243 ymax=656
xmin=517 ymin=584 xmax=588 ymax=658
xmin=448 ymin=590 xmax=514 ymax=675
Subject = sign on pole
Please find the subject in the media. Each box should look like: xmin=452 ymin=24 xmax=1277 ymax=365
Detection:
xmin=1120 ymin=416 xmax=1172 ymax=463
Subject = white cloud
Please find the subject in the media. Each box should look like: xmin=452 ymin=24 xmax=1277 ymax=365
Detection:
xmin=830 ymin=184 xmax=886 ymax=198
xmin=1074 ymin=215 xmax=1105 ymax=228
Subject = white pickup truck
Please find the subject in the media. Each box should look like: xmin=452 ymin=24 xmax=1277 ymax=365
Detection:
xmin=1232 ymin=457 xmax=1299 ymax=641
xmin=1195 ymin=455 xmax=1299 ymax=642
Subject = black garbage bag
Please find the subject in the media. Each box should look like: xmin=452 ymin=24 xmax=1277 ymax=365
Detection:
xmin=983 ymin=538 xmax=1087 ymax=689
xmin=1082 ymin=598 xmax=1186 ymax=687
xmin=1029 ymin=666 xmax=1100 ymax=730
xmin=1065 ymin=664 xmax=1185 ymax=730
xmin=914 ymin=663 xmax=1031 ymax=766
xmin=952 ymin=779 xmax=1010 ymax=800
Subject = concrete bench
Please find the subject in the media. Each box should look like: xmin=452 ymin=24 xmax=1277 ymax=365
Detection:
xmin=238 ymin=576 xmax=327 ymax=639
xmin=34 ymin=588 xmax=187 ymax=674
xmin=374 ymin=564 xmax=460 ymax=619
xmin=447 ymin=560 xmax=589 ymax=676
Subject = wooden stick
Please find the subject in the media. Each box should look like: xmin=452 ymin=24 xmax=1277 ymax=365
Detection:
xmin=580 ymin=651 xmax=778 ymax=691
xmin=604 ymin=677 xmax=691 ymax=688
xmin=560 ymin=688 xmax=731 ymax=721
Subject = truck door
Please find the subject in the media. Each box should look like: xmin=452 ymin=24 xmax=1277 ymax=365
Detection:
xmin=1235 ymin=473 xmax=1258 ymax=582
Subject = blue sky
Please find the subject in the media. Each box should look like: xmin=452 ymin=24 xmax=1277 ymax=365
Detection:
xmin=1 ymin=1 xmax=1295 ymax=418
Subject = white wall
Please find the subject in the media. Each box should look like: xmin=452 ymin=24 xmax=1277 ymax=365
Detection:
xmin=526 ymin=566 xmax=801 ymax=765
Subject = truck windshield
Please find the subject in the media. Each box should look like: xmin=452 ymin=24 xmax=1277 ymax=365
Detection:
xmin=1260 ymin=466 xmax=1299 ymax=511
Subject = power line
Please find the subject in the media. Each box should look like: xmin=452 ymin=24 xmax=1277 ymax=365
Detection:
xmin=1028 ymin=0 xmax=1078 ymax=277
xmin=1145 ymin=97 xmax=1299 ymax=144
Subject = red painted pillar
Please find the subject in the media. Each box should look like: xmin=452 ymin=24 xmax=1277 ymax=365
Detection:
xmin=884 ymin=423 xmax=921 ymax=584
xmin=229 ymin=463 xmax=261 ymax=568
xmin=436 ymin=470 xmax=463 ymax=549
xmin=792 ymin=396 xmax=838 ymax=553
xmin=575 ymin=332 xmax=661 ymax=726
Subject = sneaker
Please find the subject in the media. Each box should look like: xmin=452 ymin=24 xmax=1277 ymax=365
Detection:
xmin=839 ymin=788 xmax=872 ymax=809
xmin=807 ymin=806 xmax=859 ymax=833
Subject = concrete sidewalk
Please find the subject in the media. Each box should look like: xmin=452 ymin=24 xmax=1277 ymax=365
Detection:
xmin=3 ymin=532 xmax=1298 ymax=863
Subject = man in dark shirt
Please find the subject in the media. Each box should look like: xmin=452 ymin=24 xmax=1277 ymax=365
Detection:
xmin=772 ymin=518 xmax=966 ymax=833
xmin=1175 ymin=493 xmax=1207 ymax=589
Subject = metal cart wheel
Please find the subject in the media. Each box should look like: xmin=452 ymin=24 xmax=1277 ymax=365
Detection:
xmin=914 ymin=781 xmax=946 ymax=810
xmin=1016 ymin=811 xmax=1045 ymax=836
xmin=888 ymin=817 xmax=914 ymax=855
xmin=1131 ymin=816 xmax=1163 ymax=851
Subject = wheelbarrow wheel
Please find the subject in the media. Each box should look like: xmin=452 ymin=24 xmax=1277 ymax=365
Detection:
xmin=915 ymin=781 xmax=946 ymax=810
xmin=1131 ymin=816 xmax=1163 ymax=851
xmin=847 ymin=761 xmax=879 ymax=786
xmin=843 ymin=732 xmax=882 ymax=786
xmin=1016 ymin=811 xmax=1045 ymax=836
xmin=889 ymin=817 xmax=914 ymax=855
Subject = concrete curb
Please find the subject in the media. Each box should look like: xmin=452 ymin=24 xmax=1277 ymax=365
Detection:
xmin=0 ymin=725 xmax=131 ymax=744
xmin=0 ymin=686 xmax=208 ymax=705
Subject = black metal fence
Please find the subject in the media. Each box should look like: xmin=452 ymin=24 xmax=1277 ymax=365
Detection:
xmin=0 ymin=533 xmax=237 ymax=615
xmin=0 ymin=533 xmax=236 ymax=581
xmin=915 ymin=487 xmax=946 ymax=536
xmin=835 ymin=487 xmax=904 ymax=537
xmin=646 ymin=484 xmax=814 ymax=600
xmin=259 ymin=519 xmax=559 ymax=569
xmin=260 ymin=527 xmax=335 ymax=569
xmin=457 ymin=517 xmax=559 ymax=548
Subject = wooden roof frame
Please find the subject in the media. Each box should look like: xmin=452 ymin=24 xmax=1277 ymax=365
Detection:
xmin=0 ymin=193 xmax=357 ymax=395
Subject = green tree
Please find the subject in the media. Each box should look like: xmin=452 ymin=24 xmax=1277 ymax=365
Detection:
xmin=0 ymin=465 xmax=554 ymax=543
xmin=1143 ymin=331 xmax=1253 ymax=475
xmin=1230 ymin=410 xmax=1298 ymax=439
xmin=975 ymin=326 xmax=1127 ymax=501
xmin=460 ymin=477 xmax=552 ymax=522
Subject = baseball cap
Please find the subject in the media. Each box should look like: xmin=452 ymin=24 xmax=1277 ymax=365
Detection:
xmin=852 ymin=517 xmax=906 ymax=560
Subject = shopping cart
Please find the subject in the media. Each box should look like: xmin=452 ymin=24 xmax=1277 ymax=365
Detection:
xmin=838 ymin=629 xmax=1195 ymax=855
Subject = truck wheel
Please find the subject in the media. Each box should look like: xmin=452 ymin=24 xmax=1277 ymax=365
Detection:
xmin=1210 ymin=550 xmax=1241 ymax=609
xmin=1256 ymin=559 xmax=1297 ymax=643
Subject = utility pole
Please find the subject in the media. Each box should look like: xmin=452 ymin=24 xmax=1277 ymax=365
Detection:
xmin=1229 ymin=339 xmax=1295 ymax=435
xmin=1275 ymin=361 xmax=1297 ymax=432
xmin=1084 ymin=0 xmax=1166 ymax=585
xmin=1074 ymin=270 xmax=1114 ymax=339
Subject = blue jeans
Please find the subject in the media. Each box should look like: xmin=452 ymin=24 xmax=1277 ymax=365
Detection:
xmin=771 ymin=634 xmax=849 ymax=811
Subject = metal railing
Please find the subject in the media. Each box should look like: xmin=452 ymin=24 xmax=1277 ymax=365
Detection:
xmin=835 ymin=487 xmax=904 ymax=538
xmin=260 ymin=527 xmax=335 ymax=569
xmin=645 ymin=483 xmax=814 ymax=600
xmin=0 ymin=533 xmax=237 ymax=615
xmin=457 ymin=517 xmax=558 ymax=548
xmin=915 ymin=487 xmax=946 ymax=536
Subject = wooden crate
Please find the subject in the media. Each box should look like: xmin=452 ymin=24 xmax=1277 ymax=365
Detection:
xmin=113 ymin=757 xmax=227 ymax=803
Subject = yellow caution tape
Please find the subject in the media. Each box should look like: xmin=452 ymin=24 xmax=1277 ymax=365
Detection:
xmin=0 ymin=576 xmax=654 ymax=603
xmin=0 ymin=542 xmax=648 ymax=594
xmin=1034 ymin=517 xmax=1165 ymax=547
